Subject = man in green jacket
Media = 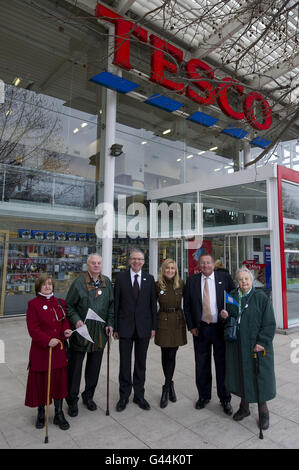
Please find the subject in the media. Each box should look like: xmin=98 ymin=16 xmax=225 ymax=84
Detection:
xmin=66 ymin=253 xmax=114 ymax=417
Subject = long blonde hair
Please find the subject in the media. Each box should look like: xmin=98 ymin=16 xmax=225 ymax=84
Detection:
xmin=158 ymin=258 xmax=181 ymax=290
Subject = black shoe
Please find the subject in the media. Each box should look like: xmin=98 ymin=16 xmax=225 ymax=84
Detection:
xmin=35 ymin=406 xmax=45 ymax=429
xmin=116 ymin=398 xmax=129 ymax=412
xmin=260 ymin=412 xmax=269 ymax=430
xmin=160 ymin=386 xmax=169 ymax=409
xmin=53 ymin=400 xmax=70 ymax=430
xmin=82 ymin=395 xmax=97 ymax=411
xmin=221 ymin=401 xmax=233 ymax=416
xmin=195 ymin=398 xmax=210 ymax=409
xmin=53 ymin=411 xmax=70 ymax=430
xmin=133 ymin=397 xmax=151 ymax=410
xmin=233 ymin=407 xmax=250 ymax=421
xmin=168 ymin=381 xmax=177 ymax=403
xmin=67 ymin=400 xmax=78 ymax=417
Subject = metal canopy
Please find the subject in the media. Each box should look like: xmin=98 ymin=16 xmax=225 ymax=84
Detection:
xmin=116 ymin=0 xmax=299 ymax=113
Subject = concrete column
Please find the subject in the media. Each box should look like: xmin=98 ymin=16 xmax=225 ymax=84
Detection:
xmin=100 ymin=26 xmax=121 ymax=278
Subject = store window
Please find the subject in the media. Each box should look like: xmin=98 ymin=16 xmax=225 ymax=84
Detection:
xmin=201 ymin=181 xmax=268 ymax=231
xmin=115 ymin=100 xmax=235 ymax=191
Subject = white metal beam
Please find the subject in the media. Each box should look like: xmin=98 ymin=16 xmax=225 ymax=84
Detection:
xmin=250 ymin=55 xmax=299 ymax=88
xmin=118 ymin=0 xmax=137 ymax=15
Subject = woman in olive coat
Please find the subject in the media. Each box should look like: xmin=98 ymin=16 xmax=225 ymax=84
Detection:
xmin=220 ymin=267 xmax=276 ymax=431
xmin=155 ymin=259 xmax=187 ymax=408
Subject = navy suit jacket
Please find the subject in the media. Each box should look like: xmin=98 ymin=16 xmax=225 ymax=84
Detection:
xmin=114 ymin=270 xmax=157 ymax=338
xmin=183 ymin=270 xmax=235 ymax=331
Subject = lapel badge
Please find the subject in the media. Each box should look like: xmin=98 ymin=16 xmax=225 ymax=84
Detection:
xmin=43 ymin=305 xmax=48 ymax=310
xmin=160 ymin=290 xmax=164 ymax=295
xmin=98 ymin=290 xmax=102 ymax=295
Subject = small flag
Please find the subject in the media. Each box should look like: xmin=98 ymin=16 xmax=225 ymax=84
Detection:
xmin=85 ymin=308 xmax=105 ymax=323
xmin=224 ymin=291 xmax=239 ymax=307
xmin=72 ymin=324 xmax=94 ymax=343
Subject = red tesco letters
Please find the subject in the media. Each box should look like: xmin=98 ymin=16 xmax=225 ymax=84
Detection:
xmin=95 ymin=4 xmax=272 ymax=131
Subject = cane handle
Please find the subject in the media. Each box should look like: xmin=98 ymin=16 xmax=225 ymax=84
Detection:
xmin=254 ymin=349 xmax=266 ymax=358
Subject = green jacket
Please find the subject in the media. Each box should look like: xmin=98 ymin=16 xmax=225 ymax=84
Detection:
xmin=66 ymin=273 xmax=114 ymax=352
xmin=223 ymin=288 xmax=276 ymax=403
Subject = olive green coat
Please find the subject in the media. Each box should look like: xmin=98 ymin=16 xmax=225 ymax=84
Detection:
xmin=155 ymin=279 xmax=187 ymax=348
xmin=223 ymin=288 xmax=276 ymax=403
xmin=66 ymin=273 xmax=114 ymax=353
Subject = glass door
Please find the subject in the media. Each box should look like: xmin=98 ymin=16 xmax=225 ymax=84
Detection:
xmin=158 ymin=239 xmax=183 ymax=277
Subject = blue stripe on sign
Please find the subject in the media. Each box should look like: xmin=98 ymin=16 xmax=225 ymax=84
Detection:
xmin=187 ymin=111 xmax=219 ymax=127
xmin=89 ymin=72 xmax=140 ymax=94
xmin=145 ymin=94 xmax=184 ymax=112
xmin=250 ymin=137 xmax=272 ymax=149
xmin=222 ymin=126 xmax=248 ymax=139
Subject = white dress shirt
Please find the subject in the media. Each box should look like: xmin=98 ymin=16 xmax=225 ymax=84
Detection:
xmin=201 ymin=272 xmax=218 ymax=323
xmin=130 ymin=269 xmax=142 ymax=288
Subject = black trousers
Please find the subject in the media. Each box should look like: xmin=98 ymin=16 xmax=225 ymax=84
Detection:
xmin=193 ymin=322 xmax=231 ymax=403
xmin=161 ymin=347 xmax=178 ymax=386
xmin=119 ymin=335 xmax=150 ymax=400
xmin=67 ymin=349 xmax=103 ymax=403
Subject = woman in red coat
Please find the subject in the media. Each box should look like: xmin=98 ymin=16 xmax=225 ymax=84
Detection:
xmin=25 ymin=274 xmax=72 ymax=430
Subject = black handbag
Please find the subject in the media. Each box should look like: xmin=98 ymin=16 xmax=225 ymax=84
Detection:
xmin=224 ymin=316 xmax=239 ymax=342
xmin=224 ymin=289 xmax=255 ymax=342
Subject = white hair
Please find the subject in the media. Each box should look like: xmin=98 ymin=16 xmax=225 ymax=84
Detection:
xmin=87 ymin=253 xmax=102 ymax=263
xmin=235 ymin=266 xmax=254 ymax=281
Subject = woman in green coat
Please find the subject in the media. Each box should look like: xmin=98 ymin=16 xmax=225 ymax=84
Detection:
xmin=155 ymin=258 xmax=187 ymax=408
xmin=220 ymin=267 xmax=276 ymax=431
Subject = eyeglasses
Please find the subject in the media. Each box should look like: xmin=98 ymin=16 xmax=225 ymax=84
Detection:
xmin=53 ymin=306 xmax=66 ymax=322
xmin=130 ymin=258 xmax=144 ymax=261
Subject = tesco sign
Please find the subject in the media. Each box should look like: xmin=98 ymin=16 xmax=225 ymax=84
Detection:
xmin=95 ymin=4 xmax=272 ymax=131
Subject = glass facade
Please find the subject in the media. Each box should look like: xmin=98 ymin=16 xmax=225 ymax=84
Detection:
xmin=0 ymin=0 xmax=298 ymax=328
xmin=282 ymin=181 xmax=299 ymax=327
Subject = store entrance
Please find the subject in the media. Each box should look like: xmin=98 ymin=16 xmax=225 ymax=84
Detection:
xmin=158 ymin=233 xmax=271 ymax=292
xmin=158 ymin=239 xmax=184 ymax=278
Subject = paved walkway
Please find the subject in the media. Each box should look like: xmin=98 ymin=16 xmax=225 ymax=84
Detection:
xmin=1 ymin=317 xmax=299 ymax=450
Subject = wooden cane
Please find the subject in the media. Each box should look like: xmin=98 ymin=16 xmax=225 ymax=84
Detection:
xmin=106 ymin=334 xmax=111 ymax=416
xmin=44 ymin=340 xmax=63 ymax=444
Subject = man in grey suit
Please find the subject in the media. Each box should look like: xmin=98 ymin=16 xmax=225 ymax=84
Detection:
xmin=114 ymin=248 xmax=157 ymax=411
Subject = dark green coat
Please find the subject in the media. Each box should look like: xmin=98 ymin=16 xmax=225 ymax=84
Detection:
xmin=155 ymin=279 xmax=187 ymax=348
xmin=66 ymin=273 xmax=114 ymax=353
xmin=223 ymin=288 xmax=276 ymax=403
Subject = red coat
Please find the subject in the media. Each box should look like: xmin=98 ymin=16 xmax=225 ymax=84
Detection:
xmin=26 ymin=295 xmax=71 ymax=372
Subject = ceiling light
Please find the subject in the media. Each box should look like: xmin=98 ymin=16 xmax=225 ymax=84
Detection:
xmin=162 ymin=129 xmax=171 ymax=135
xmin=73 ymin=128 xmax=79 ymax=134
xmin=13 ymin=77 xmax=21 ymax=87
xmin=5 ymin=110 xmax=11 ymax=117
xmin=198 ymin=151 xmax=205 ymax=155
xmin=81 ymin=122 xmax=88 ymax=128
xmin=99 ymin=109 xmax=102 ymax=114
xmin=177 ymin=158 xmax=182 ymax=162
xmin=214 ymin=168 xmax=221 ymax=172
xmin=209 ymin=146 xmax=218 ymax=151
xmin=187 ymin=154 xmax=193 ymax=159
xmin=141 ymin=141 xmax=147 ymax=145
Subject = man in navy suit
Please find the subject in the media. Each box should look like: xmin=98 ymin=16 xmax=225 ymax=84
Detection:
xmin=184 ymin=254 xmax=235 ymax=415
xmin=114 ymin=248 xmax=157 ymax=411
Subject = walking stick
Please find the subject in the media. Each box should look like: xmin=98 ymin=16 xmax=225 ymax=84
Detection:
xmin=253 ymin=349 xmax=266 ymax=440
xmin=106 ymin=334 xmax=111 ymax=416
xmin=44 ymin=340 xmax=63 ymax=444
